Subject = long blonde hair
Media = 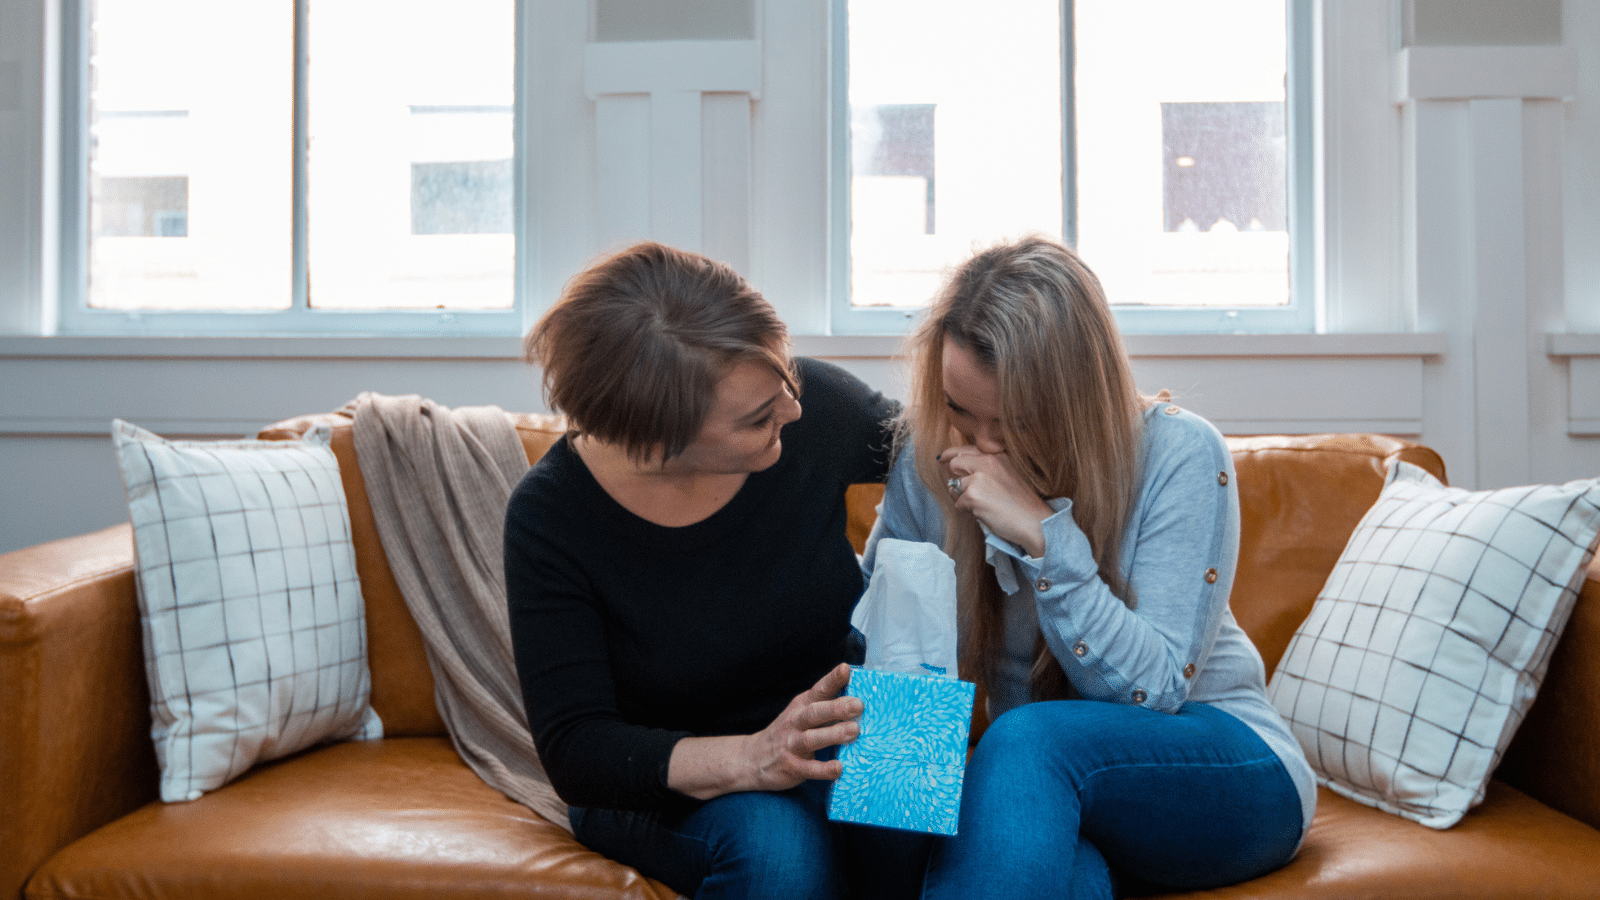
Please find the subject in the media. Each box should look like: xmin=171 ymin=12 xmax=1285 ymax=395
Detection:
xmin=901 ymin=237 xmax=1150 ymax=702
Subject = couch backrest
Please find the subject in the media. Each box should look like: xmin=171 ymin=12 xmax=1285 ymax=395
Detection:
xmin=258 ymin=415 xmax=1600 ymax=831
xmin=259 ymin=415 xmax=1448 ymax=737
xmin=1224 ymin=433 xmax=1447 ymax=674
xmin=259 ymin=410 xmax=567 ymax=737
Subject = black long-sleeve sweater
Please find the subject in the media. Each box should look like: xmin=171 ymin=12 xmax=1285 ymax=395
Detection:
xmin=505 ymin=358 xmax=898 ymax=811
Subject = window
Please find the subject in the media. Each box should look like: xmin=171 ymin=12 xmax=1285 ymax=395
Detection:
xmin=831 ymin=0 xmax=1313 ymax=334
xmin=59 ymin=0 xmax=522 ymax=334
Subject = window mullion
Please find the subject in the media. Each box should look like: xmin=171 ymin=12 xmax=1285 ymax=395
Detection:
xmin=1288 ymin=0 xmax=1317 ymax=333
xmin=291 ymin=0 xmax=311 ymax=315
xmin=58 ymin=0 xmax=91 ymax=327
xmin=1061 ymin=0 xmax=1077 ymax=249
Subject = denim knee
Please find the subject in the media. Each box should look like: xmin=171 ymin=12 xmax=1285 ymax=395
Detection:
xmin=695 ymin=788 xmax=843 ymax=900
xmin=972 ymin=701 xmax=1072 ymax=768
xmin=572 ymin=783 xmax=846 ymax=900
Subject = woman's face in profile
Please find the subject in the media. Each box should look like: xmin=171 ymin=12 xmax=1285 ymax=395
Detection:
xmin=670 ymin=360 xmax=801 ymax=475
xmin=941 ymin=339 xmax=1007 ymax=455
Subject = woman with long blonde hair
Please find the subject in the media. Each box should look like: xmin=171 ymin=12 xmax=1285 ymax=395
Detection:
xmin=863 ymin=237 xmax=1314 ymax=897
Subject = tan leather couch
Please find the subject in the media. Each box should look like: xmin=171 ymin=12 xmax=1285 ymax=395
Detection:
xmin=5 ymin=416 xmax=1600 ymax=899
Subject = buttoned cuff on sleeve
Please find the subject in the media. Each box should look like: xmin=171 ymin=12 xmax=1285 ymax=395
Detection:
xmin=983 ymin=499 xmax=1180 ymax=711
xmin=982 ymin=498 xmax=1097 ymax=594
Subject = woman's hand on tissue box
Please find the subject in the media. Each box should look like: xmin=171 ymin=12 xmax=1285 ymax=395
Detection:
xmin=667 ymin=663 xmax=862 ymax=800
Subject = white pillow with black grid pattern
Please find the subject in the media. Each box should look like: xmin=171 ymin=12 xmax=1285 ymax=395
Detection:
xmin=113 ymin=419 xmax=382 ymax=802
xmin=1267 ymin=461 xmax=1600 ymax=829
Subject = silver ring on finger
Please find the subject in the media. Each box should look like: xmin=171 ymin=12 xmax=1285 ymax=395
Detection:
xmin=947 ymin=476 xmax=964 ymax=497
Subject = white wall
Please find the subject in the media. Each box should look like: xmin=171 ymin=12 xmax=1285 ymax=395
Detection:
xmin=2 ymin=0 xmax=1599 ymax=555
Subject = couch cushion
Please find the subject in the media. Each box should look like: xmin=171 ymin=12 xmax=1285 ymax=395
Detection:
xmin=112 ymin=419 xmax=383 ymax=802
xmin=1141 ymin=782 xmax=1600 ymax=899
xmin=1268 ymin=463 xmax=1600 ymax=828
xmin=26 ymin=737 xmax=675 ymax=900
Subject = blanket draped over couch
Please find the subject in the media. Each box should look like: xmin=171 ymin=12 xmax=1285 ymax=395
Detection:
xmin=351 ymin=393 xmax=570 ymax=832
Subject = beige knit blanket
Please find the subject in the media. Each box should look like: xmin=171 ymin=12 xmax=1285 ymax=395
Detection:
xmin=351 ymin=392 xmax=571 ymax=833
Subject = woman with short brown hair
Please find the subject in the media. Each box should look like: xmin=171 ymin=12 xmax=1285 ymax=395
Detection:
xmin=525 ymin=241 xmax=798 ymax=464
xmin=506 ymin=242 xmax=927 ymax=899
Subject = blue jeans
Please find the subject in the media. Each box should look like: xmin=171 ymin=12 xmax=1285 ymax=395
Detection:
xmin=571 ymin=778 xmax=933 ymax=900
xmin=924 ymin=701 xmax=1303 ymax=900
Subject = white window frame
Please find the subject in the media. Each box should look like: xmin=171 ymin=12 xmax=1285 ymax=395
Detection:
xmin=54 ymin=0 xmax=529 ymax=337
xmin=827 ymin=0 xmax=1317 ymax=335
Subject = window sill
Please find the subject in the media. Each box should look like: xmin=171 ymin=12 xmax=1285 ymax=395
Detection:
xmin=0 ymin=331 xmax=1453 ymax=438
xmin=1121 ymin=332 xmax=1447 ymax=358
xmin=0 ymin=331 xmax=1451 ymax=361
xmin=0 ymin=335 xmax=527 ymax=360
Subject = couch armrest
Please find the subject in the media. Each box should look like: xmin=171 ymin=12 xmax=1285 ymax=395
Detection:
xmin=1496 ymin=557 xmax=1600 ymax=832
xmin=0 ymin=525 xmax=159 ymax=899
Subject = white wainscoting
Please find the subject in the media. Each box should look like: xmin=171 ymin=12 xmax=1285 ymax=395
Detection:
xmin=585 ymin=40 xmax=760 ymax=269
xmin=1549 ymin=334 xmax=1600 ymax=436
xmin=1399 ymin=43 xmax=1582 ymax=490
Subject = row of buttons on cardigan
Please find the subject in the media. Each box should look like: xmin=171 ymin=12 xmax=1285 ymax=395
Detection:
xmin=1035 ymin=568 xmax=1215 ymax=590
xmin=1035 ymin=569 xmax=1219 ymax=593
xmin=1045 ymin=413 xmax=1222 ymax=707
xmin=1066 ymin=651 xmax=1197 ymax=700
xmin=1066 ymin=639 xmax=1174 ymax=704
xmin=1169 ymin=405 xmax=1232 ymax=485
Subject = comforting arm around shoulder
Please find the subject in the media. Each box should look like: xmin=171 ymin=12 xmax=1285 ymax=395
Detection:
xmin=796 ymin=357 xmax=902 ymax=486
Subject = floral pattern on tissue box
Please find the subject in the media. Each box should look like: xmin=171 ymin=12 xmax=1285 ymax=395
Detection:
xmin=827 ymin=666 xmax=976 ymax=835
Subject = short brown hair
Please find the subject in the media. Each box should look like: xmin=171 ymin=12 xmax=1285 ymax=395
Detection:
xmin=526 ymin=242 xmax=795 ymax=463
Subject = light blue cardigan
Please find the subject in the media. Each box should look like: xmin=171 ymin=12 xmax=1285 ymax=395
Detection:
xmin=862 ymin=403 xmax=1317 ymax=839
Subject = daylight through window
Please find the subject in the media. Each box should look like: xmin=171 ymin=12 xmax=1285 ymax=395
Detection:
xmin=845 ymin=0 xmax=1292 ymax=315
xmin=81 ymin=0 xmax=516 ymax=315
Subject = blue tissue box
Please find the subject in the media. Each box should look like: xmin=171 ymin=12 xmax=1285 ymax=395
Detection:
xmin=827 ymin=666 xmax=976 ymax=835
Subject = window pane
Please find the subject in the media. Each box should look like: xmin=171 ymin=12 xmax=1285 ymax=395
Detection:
xmin=307 ymin=0 xmax=515 ymax=310
xmin=87 ymin=1 xmax=293 ymax=310
xmin=94 ymin=175 xmax=189 ymax=237
xmin=847 ymin=0 xmax=1062 ymax=309
xmin=1075 ymin=0 xmax=1288 ymax=307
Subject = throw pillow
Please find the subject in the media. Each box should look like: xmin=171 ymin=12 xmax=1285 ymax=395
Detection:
xmin=1267 ymin=461 xmax=1600 ymax=828
xmin=113 ymin=419 xmax=382 ymax=802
